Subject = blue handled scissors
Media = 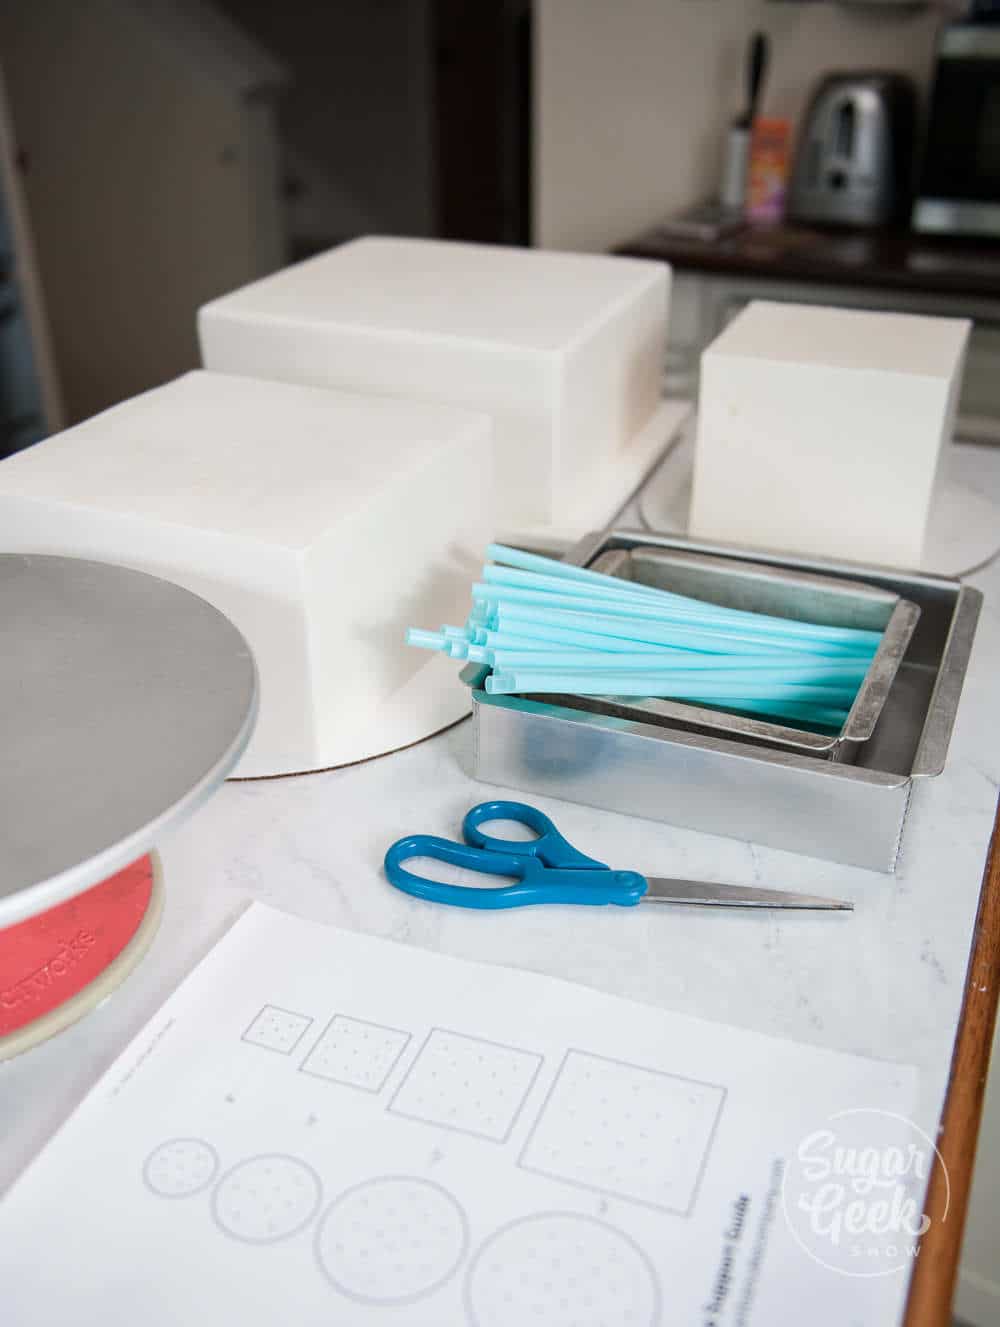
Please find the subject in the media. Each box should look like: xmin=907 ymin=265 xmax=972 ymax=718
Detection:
xmin=383 ymin=800 xmax=851 ymax=911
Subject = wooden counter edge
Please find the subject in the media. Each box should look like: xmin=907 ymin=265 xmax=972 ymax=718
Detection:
xmin=904 ymin=793 xmax=1000 ymax=1326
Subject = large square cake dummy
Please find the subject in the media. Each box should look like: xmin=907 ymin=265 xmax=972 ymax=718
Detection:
xmin=0 ymin=371 xmax=494 ymax=776
xmin=199 ymin=236 xmax=682 ymax=541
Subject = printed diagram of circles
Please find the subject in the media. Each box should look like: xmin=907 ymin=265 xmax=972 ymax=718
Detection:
xmin=212 ymin=1154 xmax=323 ymax=1243
xmin=466 ymin=1213 xmax=660 ymax=1327
xmin=143 ymin=1138 xmax=219 ymax=1198
xmin=315 ymin=1176 xmax=469 ymax=1304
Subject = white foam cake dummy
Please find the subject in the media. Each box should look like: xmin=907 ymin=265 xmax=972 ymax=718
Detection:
xmin=0 ymin=371 xmax=495 ymax=777
xmin=688 ymin=301 xmax=971 ymax=569
xmin=638 ymin=423 xmax=1000 ymax=577
xmin=199 ymin=236 xmax=679 ymax=540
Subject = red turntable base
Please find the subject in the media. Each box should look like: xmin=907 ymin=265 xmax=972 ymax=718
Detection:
xmin=0 ymin=855 xmax=164 ymax=1060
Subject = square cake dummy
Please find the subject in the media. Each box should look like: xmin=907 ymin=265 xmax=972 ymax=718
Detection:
xmin=198 ymin=236 xmax=672 ymax=531
xmin=0 ymin=370 xmax=494 ymax=775
xmin=689 ymin=301 xmax=970 ymax=568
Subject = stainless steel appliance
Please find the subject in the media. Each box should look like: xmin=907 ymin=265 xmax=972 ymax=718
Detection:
xmin=788 ymin=72 xmax=917 ymax=228
xmin=913 ymin=24 xmax=1000 ymax=237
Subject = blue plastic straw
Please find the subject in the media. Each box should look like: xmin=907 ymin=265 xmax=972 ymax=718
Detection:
xmin=475 ymin=582 xmax=879 ymax=651
xmin=407 ymin=628 xmax=450 ymax=651
xmin=476 ymin=623 xmax=681 ymax=654
xmin=482 ymin=649 xmax=869 ymax=679
xmin=493 ymin=602 xmax=872 ymax=659
xmin=408 ymin=545 xmax=881 ymax=732
xmin=487 ymin=544 xmax=879 ymax=640
xmin=487 ymin=542 xmax=699 ymax=597
xmin=701 ymin=698 xmax=849 ymax=726
xmin=482 ymin=564 xmax=701 ymax=613
xmin=485 ymin=669 xmax=857 ymax=702
xmin=407 ymin=628 xmax=477 ymax=660
xmin=455 ymin=617 xmax=868 ymax=697
xmin=479 ymin=576 xmax=746 ymax=627
xmin=484 ymin=558 xmax=687 ymax=603
xmin=496 ymin=665 xmax=859 ymax=691
xmin=482 ymin=562 xmax=875 ymax=647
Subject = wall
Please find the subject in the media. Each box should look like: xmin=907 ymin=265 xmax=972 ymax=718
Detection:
xmin=214 ymin=0 xmax=436 ymax=250
xmin=0 ymin=64 xmax=63 ymax=438
xmin=534 ymin=0 xmax=942 ymax=252
xmin=0 ymin=0 xmax=284 ymax=424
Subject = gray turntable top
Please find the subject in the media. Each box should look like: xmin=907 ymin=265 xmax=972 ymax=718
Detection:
xmin=1 ymin=555 xmax=257 ymax=927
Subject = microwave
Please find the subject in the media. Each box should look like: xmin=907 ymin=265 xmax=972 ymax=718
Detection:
xmin=913 ymin=24 xmax=1000 ymax=237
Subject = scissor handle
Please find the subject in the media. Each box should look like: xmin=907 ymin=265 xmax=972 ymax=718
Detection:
xmin=383 ymin=834 xmax=646 ymax=910
xmin=462 ymin=800 xmax=608 ymax=870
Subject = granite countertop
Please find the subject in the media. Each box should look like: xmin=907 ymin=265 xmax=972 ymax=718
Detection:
xmin=4 ymin=447 xmax=1000 ymax=1214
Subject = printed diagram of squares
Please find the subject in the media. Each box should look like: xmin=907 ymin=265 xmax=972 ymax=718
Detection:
xmin=212 ymin=1154 xmax=323 ymax=1243
xmin=300 ymin=1015 xmax=410 ymax=1092
xmin=143 ymin=1138 xmax=219 ymax=1198
xmin=315 ymin=1176 xmax=468 ymax=1304
xmin=388 ymin=1029 xmax=542 ymax=1142
xmin=465 ymin=1213 xmax=660 ymax=1327
xmin=242 ymin=1004 xmax=313 ymax=1055
xmin=519 ymin=1050 xmax=725 ymax=1214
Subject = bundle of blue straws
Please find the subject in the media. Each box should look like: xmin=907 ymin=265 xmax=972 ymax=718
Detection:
xmin=407 ymin=544 xmax=881 ymax=730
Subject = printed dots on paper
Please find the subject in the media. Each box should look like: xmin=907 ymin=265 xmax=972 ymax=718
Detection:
xmin=388 ymin=1029 xmax=543 ymax=1142
xmin=211 ymin=1154 xmax=322 ymax=1243
xmin=242 ymin=1004 xmax=313 ymax=1055
xmin=518 ymin=1049 xmax=725 ymax=1214
xmin=142 ymin=1138 xmax=219 ymax=1198
xmin=300 ymin=1015 xmax=410 ymax=1092
xmin=465 ymin=1213 xmax=660 ymax=1327
xmin=314 ymin=1176 xmax=468 ymax=1304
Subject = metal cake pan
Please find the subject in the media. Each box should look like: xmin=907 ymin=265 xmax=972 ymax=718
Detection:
xmin=530 ymin=545 xmax=920 ymax=761
xmin=463 ymin=530 xmax=981 ymax=871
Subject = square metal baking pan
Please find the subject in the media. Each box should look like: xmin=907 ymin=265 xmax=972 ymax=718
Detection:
xmin=527 ymin=545 xmax=920 ymax=762
xmin=462 ymin=530 xmax=982 ymax=871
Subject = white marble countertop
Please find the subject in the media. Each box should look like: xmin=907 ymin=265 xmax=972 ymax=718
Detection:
xmin=4 ymin=447 xmax=1000 ymax=1216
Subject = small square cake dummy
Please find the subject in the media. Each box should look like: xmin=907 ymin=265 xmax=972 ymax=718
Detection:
xmin=0 ymin=370 xmax=493 ymax=775
xmin=199 ymin=236 xmax=672 ymax=531
xmin=690 ymin=301 xmax=970 ymax=568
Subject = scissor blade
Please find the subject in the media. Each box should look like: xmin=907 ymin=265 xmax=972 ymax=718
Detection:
xmin=642 ymin=877 xmax=852 ymax=911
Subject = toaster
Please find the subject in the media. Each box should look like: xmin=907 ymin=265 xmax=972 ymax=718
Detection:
xmin=787 ymin=72 xmax=917 ymax=228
